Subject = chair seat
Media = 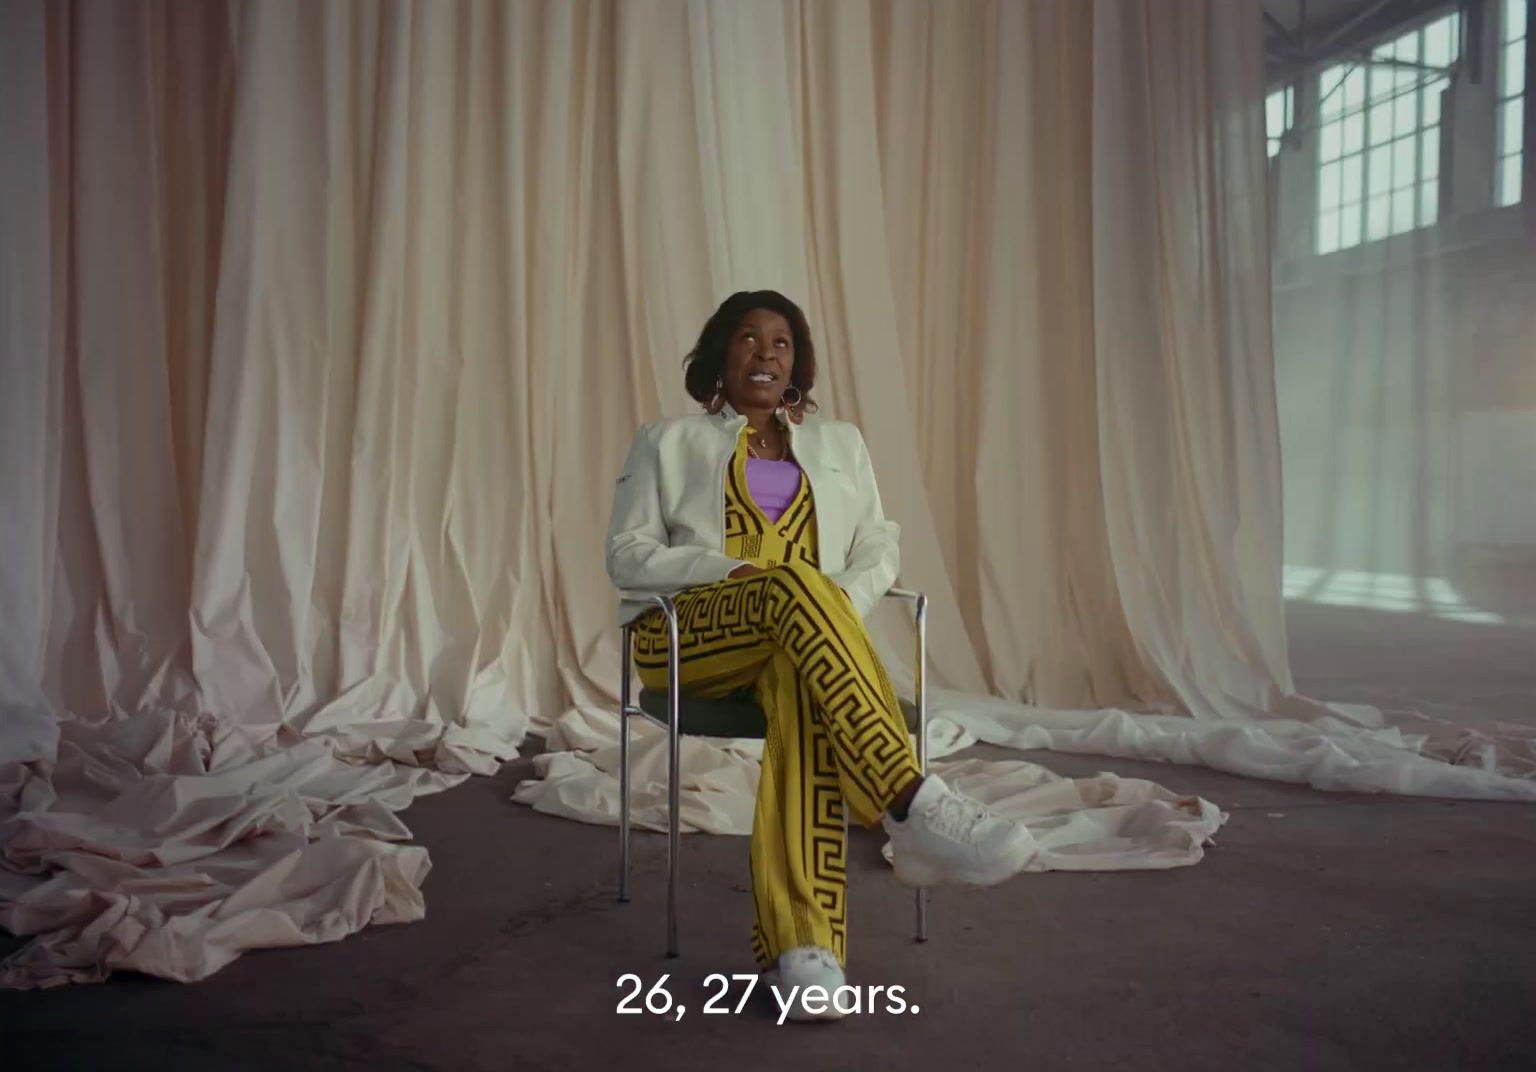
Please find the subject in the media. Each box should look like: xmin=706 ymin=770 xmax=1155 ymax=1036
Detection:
xmin=637 ymin=688 xmax=919 ymax=739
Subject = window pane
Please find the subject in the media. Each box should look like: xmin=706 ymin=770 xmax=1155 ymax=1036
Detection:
xmin=1510 ymin=0 xmax=1528 ymax=44
xmin=1345 ymin=68 xmax=1367 ymax=109
xmin=1395 ymin=32 xmax=1420 ymax=64
xmin=1366 ymin=194 xmax=1391 ymax=240
xmin=1393 ymin=137 xmax=1418 ymax=186
xmin=1391 ymin=187 xmax=1416 ymax=233
xmin=1267 ymin=91 xmax=1286 ymax=136
xmin=1343 ymin=112 xmax=1366 ymax=154
xmin=1424 ymin=17 xmax=1454 ymax=66
xmin=1424 ymin=82 xmax=1444 ymax=125
xmin=1369 ymin=100 xmax=1394 ymax=144
xmin=1320 ymin=121 xmax=1342 ymax=161
xmin=1420 ymin=179 xmax=1440 ymax=225
xmin=1499 ymin=153 xmax=1524 ymax=206
xmin=1370 ymin=64 xmax=1395 ymax=98
xmin=1340 ymin=202 xmax=1363 ymax=248
xmin=1318 ymin=209 xmax=1341 ymax=254
xmin=1321 ymin=67 xmax=1347 ymax=116
xmin=1505 ymin=97 xmax=1527 ymax=157
xmin=1369 ymin=145 xmax=1393 ymax=195
xmin=1507 ymin=41 xmax=1527 ymax=99
xmin=1394 ymin=88 xmax=1419 ymax=132
xmin=1422 ymin=126 xmax=1441 ymax=178
xmin=1341 ymin=154 xmax=1364 ymax=199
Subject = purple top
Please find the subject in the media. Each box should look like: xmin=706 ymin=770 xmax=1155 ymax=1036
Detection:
xmin=745 ymin=458 xmax=802 ymax=523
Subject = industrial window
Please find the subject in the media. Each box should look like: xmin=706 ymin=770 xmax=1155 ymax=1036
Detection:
xmin=1497 ymin=0 xmax=1528 ymax=206
xmin=1267 ymin=85 xmax=1296 ymax=158
xmin=1316 ymin=12 xmax=1459 ymax=254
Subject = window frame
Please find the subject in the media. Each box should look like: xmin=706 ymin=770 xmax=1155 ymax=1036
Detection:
xmin=1313 ymin=10 xmax=1461 ymax=255
xmin=1495 ymin=0 xmax=1529 ymax=207
xmin=1271 ymin=0 xmax=1534 ymax=284
xmin=1267 ymin=84 xmax=1297 ymax=160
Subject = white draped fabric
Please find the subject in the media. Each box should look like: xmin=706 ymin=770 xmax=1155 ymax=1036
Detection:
xmin=1 ymin=0 xmax=1530 ymax=990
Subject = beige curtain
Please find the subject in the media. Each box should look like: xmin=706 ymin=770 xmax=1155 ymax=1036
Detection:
xmin=2 ymin=0 xmax=1531 ymax=990
xmin=0 ymin=0 xmax=1287 ymax=736
xmin=0 ymin=0 xmax=1242 ymax=727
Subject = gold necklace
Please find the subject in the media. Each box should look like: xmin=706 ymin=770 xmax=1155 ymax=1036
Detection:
xmin=747 ymin=434 xmax=786 ymax=462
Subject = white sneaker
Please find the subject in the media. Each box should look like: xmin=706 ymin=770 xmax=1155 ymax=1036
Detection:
xmin=762 ymin=946 xmax=847 ymax=1023
xmin=883 ymin=775 xmax=1034 ymax=887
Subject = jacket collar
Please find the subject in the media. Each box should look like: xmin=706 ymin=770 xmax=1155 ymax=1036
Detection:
xmin=716 ymin=400 xmax=801 ymax=440
xmin=713 ymin=401 xmax=823 ymax=472
xmin=716 ymin=400 xmax=749 ymax=430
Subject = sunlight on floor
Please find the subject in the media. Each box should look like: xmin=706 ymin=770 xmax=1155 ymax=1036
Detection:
xmin=1283 ymin=566 xmax=1507 ymax=624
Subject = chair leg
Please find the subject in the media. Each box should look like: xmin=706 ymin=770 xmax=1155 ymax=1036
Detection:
xmin=914 ymin=593 xmax=929 ymax=943
xmin=619 ymin=624 xmax=632 ymax=904
xmin=662 ymin=597 xmax=681 ymax=959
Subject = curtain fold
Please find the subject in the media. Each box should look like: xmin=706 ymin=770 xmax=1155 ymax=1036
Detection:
xmin=3 ymin=0 xmax=1284 ymax=732
xmin=3 ymin=0 xmax=1531 ymax=990
xmin=1090 ymin=0 xmax=1296 ymax=718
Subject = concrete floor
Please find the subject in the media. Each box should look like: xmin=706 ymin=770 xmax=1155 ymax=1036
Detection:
xmin=4 ymin=601 xmax=1536 ymax=1071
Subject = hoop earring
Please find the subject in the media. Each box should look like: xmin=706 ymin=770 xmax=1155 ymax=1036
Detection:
xmin=779 ymin=385 xmax=805 ymax=424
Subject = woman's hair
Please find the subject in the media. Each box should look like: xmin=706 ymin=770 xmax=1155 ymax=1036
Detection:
xmin=683 ymin=290 xmax=818 ymax=413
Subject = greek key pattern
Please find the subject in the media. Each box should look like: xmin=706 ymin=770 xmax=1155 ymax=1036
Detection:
xmin=634 ymin=570 xmax=913 ymax=797
xmin=631 ymin=430 xmax=918 ymax=970
xmin=803 ymin=677 xmax=848 ymax=956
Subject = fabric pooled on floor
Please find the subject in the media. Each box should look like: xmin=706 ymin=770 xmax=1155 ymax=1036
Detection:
xmin=512 ymin=703 xmax=1228 ymax=873
xmin=0 ymin=707 xmax=484 ymax=989
xmin=921 ymin=689 xmax=1536 ymax=801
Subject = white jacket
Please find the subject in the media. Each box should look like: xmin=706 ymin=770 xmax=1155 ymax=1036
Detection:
xmin=606 ymin=404 xmax=900 ymax=621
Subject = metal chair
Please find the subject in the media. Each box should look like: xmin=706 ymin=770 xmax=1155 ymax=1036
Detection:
xmin=617 ymin=587 xmax=930 ymax=958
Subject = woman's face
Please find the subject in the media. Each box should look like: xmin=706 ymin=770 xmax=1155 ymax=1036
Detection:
xmin=721 ymin=308 xmax=795 ymax=412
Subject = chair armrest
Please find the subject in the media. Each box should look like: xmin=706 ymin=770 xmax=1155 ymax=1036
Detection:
xmin=618 ymin=592 xmax=679 ymax=626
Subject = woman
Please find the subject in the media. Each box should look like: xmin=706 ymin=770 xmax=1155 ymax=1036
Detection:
xmin=606 ymin=290 xmax=1031 ymax=1022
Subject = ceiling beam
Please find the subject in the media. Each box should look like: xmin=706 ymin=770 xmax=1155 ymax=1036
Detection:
xmin=1264 ymin=0 xmax=1466 ymax=85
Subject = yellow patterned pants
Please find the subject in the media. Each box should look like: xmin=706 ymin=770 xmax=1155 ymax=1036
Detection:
xmin=633 ymin=560 xmax=922 ymax=969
